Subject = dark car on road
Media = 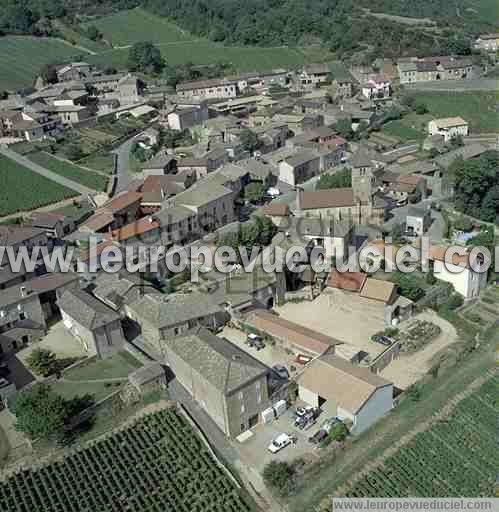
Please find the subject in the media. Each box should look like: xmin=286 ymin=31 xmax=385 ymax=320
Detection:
xmin=308 ymin=429 xmax=328 ymax=444
xmin=246 ymin=333 xmax=265 ymax=350
xmin=372 ymin=335 xmax=392 ymax=347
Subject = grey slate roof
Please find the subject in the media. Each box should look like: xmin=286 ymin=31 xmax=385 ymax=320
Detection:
xmin=153 ymin=205 xmax=195 ymax=225
xmin=58 ymin=288 xmax=120 ymax=330
xmin=0 ymin=226 xmax=45 ymax=247
xmin=168 ymin=327 xmax=268 ymax=394
xmin=128 ymin=362 xmax=164 ymax=387
xmin=127 ymin=292 xmax=222 ymax=329
xmin=284 ymin=150 xmax=319 ymax=168
xmin=350 ymin=148 xmax=375 ymax=168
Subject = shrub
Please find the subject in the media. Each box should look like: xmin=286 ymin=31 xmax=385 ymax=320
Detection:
xmin=330 ymin=422 xmax=348 ymax=442
xmin=262 ymin=461 xmax=295 ymax=497
xmin=448 ymin=293 xmax=464 ymax=310
xmin=26 ymin=348 xmax=57 ymax=377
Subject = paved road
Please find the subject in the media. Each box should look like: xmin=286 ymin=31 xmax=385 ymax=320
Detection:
xmin=112 ymin=137 xmax=136 ymax=194
xmin=405 ymin=78 xmax=499 ymax=92
xmin=0 ymin=146 xmax=96 ymax=195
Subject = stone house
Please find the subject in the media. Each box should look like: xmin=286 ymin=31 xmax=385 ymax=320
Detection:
xmin=299 ymin=63 xmax=331 ymax=86
xmin=406 ymin=206 xmax=432 ymax=236
xmin=0 ymin=273 xmax=79 ymax=355
xmin=28 ymin=212 xmax=76 ymax=239
xmin=56 ymin=62 xmax=91 ymax=82
xmin=279 ymin=150 xmax=321 ymax=186
xmin=167 ymin=101 xmax=209 ymax=130
xmin=124 ymin=292 xmax=225 ymax=355
xmin=163 ymin=326 xmax=270 ymax=437
xmin=474 ymin=33 xmax=499 ymax=52
xmin=58 ymin=288 xmax=124 ymax=359
xmin=0 ymin=226 xmax=50 ymax=267
xmin=428 ymin=117 xmax=469 ymax=142
xmin=176 ymin=78 xmax=238 ymax=100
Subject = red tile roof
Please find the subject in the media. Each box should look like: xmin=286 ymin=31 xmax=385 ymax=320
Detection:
xmin=327 ymin=270 xmax=367 ymax=292
xmin=105 ymin=217 xmax=160 ymax=242
xmin=300 ymin=188 xmax=355 ymax=210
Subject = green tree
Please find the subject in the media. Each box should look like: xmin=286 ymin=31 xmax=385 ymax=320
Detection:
xmin=244 ymin=182 xmax=265 ymax=203
xmin=453 ymin=215 xmax=473 ymax=232
xmin=415 ymin=102 xmax=428 ymax=115
xmin=316 ymin=168 xmax=352 ymax=190
xmin=330 ymin=422 xmax=348 ymax=442
xmin=26 ymin=348 xmax=56 ymax=377
xmin=86 ymin=25 xmax=101 ymax=41
xmin=64 ymin=143 xmax=84 ymax=161
xmin=393 ymin=272 xmax=425 ymax=301
xmin=334 ymin=119 xmax=354 ymax=140
xmin=262 ymin=461 xmax=295 ymax=497
xmin=127 ymin=41 xmax=165 ymax=74
xmin=239 ymin=128 xmax=262 ymax=153
xmin=40 ymin=63 xmax=58 ymax=84
xmin=452 ymin=151 xmax=498 ymax=221
xmin=11 ymin=384 xmax=67 ymax=440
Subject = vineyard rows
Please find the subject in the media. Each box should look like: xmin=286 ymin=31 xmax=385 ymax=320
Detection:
xmin=346 ymin=373 xmax=498 ymax=498
xmin=0 ymin=408 xmax=251 ymax=512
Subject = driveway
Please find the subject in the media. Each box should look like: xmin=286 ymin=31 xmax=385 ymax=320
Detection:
xmin=112 ymin=137 xmax=136 ymax=194
xmin=0 ymin=146 xmax=96 ymax=195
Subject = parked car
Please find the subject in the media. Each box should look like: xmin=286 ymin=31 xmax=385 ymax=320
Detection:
xmin=294 ymin=354 xmax=313 ymax=365
xmin=372 ymin=335 xmax=392 ymax=347
xmin=295 ymin=406 xmax=315 ymax=418
xmin=246 ymin=333 xmax=265 ymax=350
xmin=272 ymin=365 xmax=290 ymax=380
xmin=308 ymin=429 xmax=328 ymax=444
xmin=294 ymin=407 xmax=320 ymax=430
xmin=268 ymin=433 xmax=292 ymax=453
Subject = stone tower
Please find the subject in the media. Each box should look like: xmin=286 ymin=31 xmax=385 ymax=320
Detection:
xmin=350 ymin=148 xmax=375 ymax=205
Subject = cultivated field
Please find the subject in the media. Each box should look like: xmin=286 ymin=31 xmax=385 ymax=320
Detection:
xmin=0 ymin=408 xmax=253 ymax=512
xmin=28 ymin=152 xmax=108 ymax=191
xmin=345 ymin=373 xmax=498 ymax=497
xmin=83 ymin=8 xmax=333 ymax=72
xmin=81 ymin=8 xmax=194 ymax=46
xmin=0 ymin=37 xmax=79 ymax=91
xmin=0 ymin=155 xmax=77 ymax=216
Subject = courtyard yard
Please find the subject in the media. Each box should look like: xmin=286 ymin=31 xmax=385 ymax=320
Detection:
xmin=274 ymin=294 xmax=387 ymax=358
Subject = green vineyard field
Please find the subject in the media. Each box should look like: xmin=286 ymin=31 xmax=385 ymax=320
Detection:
xmin=0 ymin=408 xmax=252 ymax=512
xmin=346 ymin=373 xmax=498 ymax=498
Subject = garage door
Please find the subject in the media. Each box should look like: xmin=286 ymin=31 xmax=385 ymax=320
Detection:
xmin=299 ymin=386 xmax=320 ymax=408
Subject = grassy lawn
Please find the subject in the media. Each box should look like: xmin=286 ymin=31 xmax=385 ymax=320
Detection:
xmin=78 ymin=153 xmax=116 ymax=174
xmin=53 ymin=380 xmax=121 ymax=403
xmin=28 ymin=152 xmax=108 ymax=191
xmin=63 ymin=351 xmax=142 ymax=381
xmin=0 ymin=36 xmax=80 ymax=91
xmin=0 ymin=154 xmax=78 ymax=216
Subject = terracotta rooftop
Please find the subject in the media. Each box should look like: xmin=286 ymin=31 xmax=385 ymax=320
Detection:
xmin=102 ymin=191 xmax=143 ymax=213
xmin=245 ymin=309 xmax=341 ymax=357
xmin=261 ymin=203 xmax=290 ymax=217
xmin=327 ymin=270 xmax=367 ymax=292
xmin=105 ymin=217 xmax=160 ymax=242
xmin=359 ymin=278 xmax=397 ymax=304
xmin=300 ymin=188 xmax=355 ymax=210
